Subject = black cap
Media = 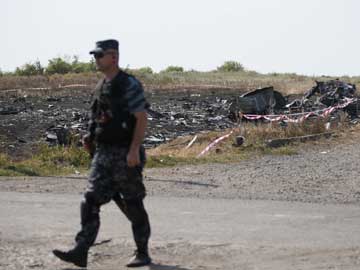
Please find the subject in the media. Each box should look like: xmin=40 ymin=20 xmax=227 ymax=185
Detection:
xmin=89 ymin=39 xmax=119 ymax=54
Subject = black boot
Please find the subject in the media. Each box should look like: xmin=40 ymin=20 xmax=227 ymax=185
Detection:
xmin=52 ymin=244 xmax=88 ymax=268
xmin=126 ymin=250 xmax=152 ymax=268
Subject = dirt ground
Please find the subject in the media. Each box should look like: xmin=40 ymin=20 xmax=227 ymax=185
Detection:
xmin=1 ymin=135 xmax=360 ymax=269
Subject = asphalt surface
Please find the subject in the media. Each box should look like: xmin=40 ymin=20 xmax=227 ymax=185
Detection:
xmin=1 ymin=191 xmax=360 ymax=269
xmin=1 ymin=130 xmax=360 ymax=269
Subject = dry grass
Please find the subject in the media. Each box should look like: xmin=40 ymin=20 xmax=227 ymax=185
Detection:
xmin=0 ymin=73 xmax=102 ymax=90
xmin=147 ymin=114 xmax=349 ymax=166
xmin=1 ymin=71 xmax=359 ymax=97
xmin=0 ymin=73 xmax=101 ymax=98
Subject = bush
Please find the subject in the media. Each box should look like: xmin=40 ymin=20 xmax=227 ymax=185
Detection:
xmin=15 ymin=61 xmax=44 ymax=76
xmin=46 ymin=57 xmax=72 ymax=75
xmin=163 ymin=66 xmax=184 ymax=73
xmin=217 ymin=61 xmax=244 ymax=72
xmin=137 ymin=67 xmax=153 ymax=74
xmin=71 ymin=56 xmax=97 ymax=73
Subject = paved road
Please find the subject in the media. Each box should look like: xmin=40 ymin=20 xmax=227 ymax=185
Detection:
xmin=1 ymin=191 xmax=360 ymax=269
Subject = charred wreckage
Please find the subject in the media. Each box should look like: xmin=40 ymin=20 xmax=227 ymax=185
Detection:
xmin=0 ymin=80 xmax=359 ymax=155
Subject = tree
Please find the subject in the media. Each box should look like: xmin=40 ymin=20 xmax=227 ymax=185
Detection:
xmin=217 ymin=61 xmax=244 ymax=72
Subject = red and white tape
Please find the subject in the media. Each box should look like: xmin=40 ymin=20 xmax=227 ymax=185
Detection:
xmin=196 ymin=99 xmax=355 ymax=158
xmin=241 ymin=98 xmax=355 ymax=123
xmin=197 ymin=130 xmax=234 ymax=158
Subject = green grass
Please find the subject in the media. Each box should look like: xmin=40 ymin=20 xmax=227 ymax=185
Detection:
xmin=0 ymin=135 xmax=298 ymax=176
xmin=0 ymin=145 xmax=91 ymax=177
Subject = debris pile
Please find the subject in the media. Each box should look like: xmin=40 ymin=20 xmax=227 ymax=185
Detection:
xmin=304 ymin=80 xmax=356 ymax=106
xmin=302 ymin=80 xmax=359 ymax=117
xmin=229 ymin=80 xmax=359 ymax=122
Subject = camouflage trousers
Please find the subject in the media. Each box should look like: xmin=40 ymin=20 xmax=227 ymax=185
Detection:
xmin=75 ymin=144 xmax=150 ymax=253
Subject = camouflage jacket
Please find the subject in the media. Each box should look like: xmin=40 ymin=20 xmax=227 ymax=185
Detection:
xmin=88 ymin=70 xmax=147 ymax=146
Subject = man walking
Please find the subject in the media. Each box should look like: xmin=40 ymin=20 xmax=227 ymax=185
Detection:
xmin=53 ymin=39 xmax=152 ymax=268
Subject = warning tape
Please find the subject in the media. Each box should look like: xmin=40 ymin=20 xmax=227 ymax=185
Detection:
xmin=197 ymin=130 xmax=234 ymax=158
xmin=197 ymin=98 xmax=356 ymax=157
xmin=241 ymin=98 xmax=355 ymax=123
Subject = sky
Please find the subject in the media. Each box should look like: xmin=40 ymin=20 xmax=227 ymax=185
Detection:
xmin=1 ymin=0 xmax=360 ymax=76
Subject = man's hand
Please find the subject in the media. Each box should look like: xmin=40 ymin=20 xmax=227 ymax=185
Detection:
xmin=82 ymin=134 xmax=95 ymax=156
xmin=127 ymin=148 xmax=140 ymax=167
xmin=128 ymin=111 xmax=147 ymax=167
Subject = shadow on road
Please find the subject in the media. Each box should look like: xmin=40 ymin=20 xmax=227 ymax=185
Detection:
xmin=61 ymin=263 xmax=192 ymax=270
xmin=149 ymin=263 xmax=192 ymax=270
xmin=147 ymin=177 xmax=219 ymax=188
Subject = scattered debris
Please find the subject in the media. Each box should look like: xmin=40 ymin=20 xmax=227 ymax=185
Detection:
xmin=0 ymin=80 xmax=359 ymax=158
xmin=235 ymin=136 xmax=245 ymax=146
xmin=0 ymin=90 xmax=237 ymax=156
xmin=0 ymin=106 xmax=20 ymax=115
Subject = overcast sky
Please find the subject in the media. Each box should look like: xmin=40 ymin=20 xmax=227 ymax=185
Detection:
xmin=1 ymin=0 xmax=359 ymax=76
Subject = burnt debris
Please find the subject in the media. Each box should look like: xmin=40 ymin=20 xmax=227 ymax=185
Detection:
xmin=0 ymin=90 xmax=236 ymax=156
xmin=229 ymin=80 xmax=359 ymax=120
xmin=0 ymin=80 xmax=359 ymax=157
xmin=304 ymin=80 xmax=356 ymax=106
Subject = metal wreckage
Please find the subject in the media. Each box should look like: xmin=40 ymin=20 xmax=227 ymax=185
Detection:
xmin=228 ymin=80 xmax=360 ymax=122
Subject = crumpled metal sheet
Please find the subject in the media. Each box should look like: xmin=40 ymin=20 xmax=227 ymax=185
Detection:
xmin=229 ymin=86 xmax=286 ymax=116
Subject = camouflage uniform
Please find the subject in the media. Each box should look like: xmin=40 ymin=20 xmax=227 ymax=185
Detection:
xmin=53 ymin=40 xmax=151 ymax=268
xmin=75 ymin=70 xmax=151 ymax=255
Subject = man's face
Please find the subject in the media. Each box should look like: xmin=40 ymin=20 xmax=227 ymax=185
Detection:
xmin=93 ymin=49 xmax=118 ymax=71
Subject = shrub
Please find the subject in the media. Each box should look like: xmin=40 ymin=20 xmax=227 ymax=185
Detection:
xmin=14 ymin=61 xmax=44 ymax=76
xmin=217 ymin=61 xmax=244 ymax=72
xmin=163 ymin=66 xmax=184 ymax=73
xmin=46 ymin=57 xmax=72 ymax=75
xmin=71 ymin=56 xmax=97 ymax=73
xmin=137 ymin=67 xmax=153 ymax=74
